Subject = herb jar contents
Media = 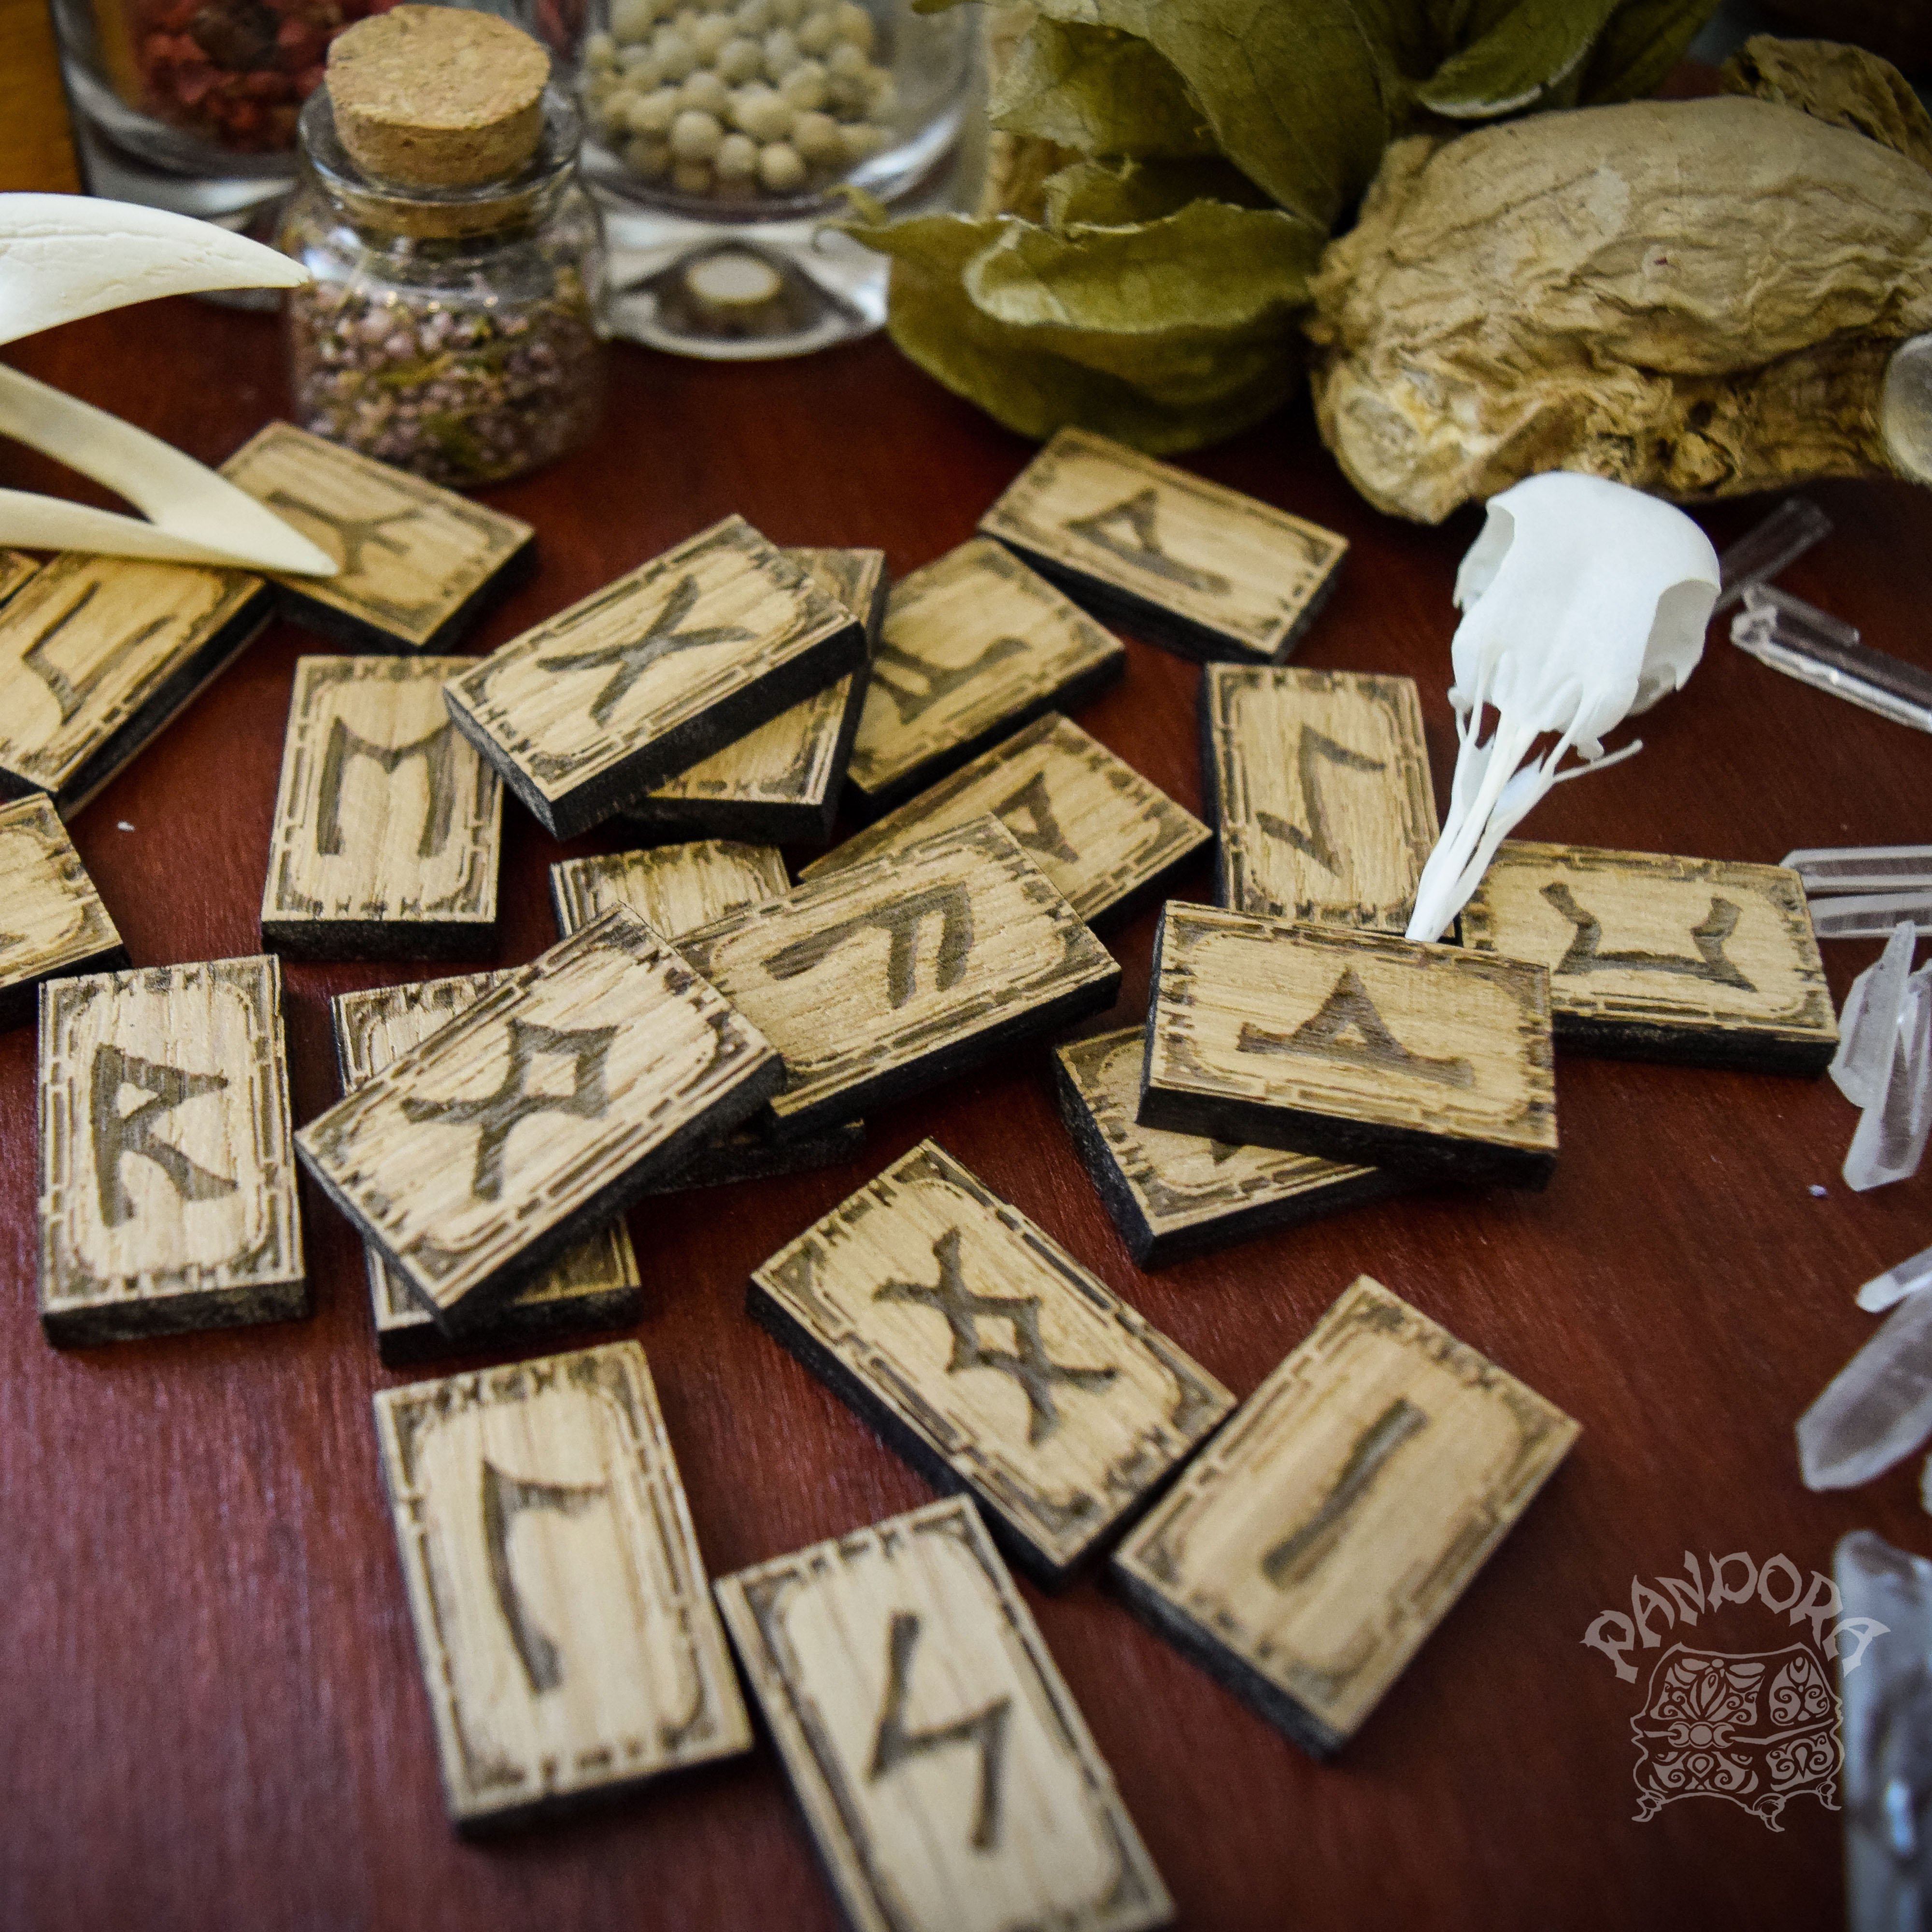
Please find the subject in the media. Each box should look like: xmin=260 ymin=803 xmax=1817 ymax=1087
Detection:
xmin=281 ymin=6 xmax=605 ymax=488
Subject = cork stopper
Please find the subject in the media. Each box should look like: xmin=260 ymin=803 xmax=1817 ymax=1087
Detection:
xmin=325 ymin=6 xmax=550 ymax=190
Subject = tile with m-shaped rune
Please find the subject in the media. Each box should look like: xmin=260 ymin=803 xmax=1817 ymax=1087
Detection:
xmin=1139 ymin=904 xmax=1557 ymax=1187
xmin=749 ymin=1138 xmax=1232 ymax=1585
xmin=1458 ymin=841 xmax=1837 ymax=1073
xmin=298 ymin=906 xmax=782 ymax=1331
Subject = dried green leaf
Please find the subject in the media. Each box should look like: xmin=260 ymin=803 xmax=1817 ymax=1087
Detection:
xmin=1580 ymin=0 xmax=1719 ymax=103
xmin=1040 ymin=155 xmax=1272 ymax=227
xmin=1417 ymin=0 xmax=1620 ymax=116
xmin=991 ymin=17 xmax=1216 ymax=157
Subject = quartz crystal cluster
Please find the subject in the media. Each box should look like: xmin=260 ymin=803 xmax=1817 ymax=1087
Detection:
xmin=582 ymin=0 xmax=894 ymax=200
xmin=1832 ymin=921 xmax=1932 ymax=1191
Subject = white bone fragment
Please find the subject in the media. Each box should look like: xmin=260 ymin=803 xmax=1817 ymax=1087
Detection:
xmin=1405 ymin=473 xmax=1719 ymax=944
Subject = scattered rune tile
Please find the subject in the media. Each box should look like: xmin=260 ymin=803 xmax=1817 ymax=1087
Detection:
xmin=1833 ymin=921 xmax=1918 ymax=1108
xmin=749 ymin=1138 xmax=1233 ymax=1586
xmin=678 ymin=816 xmax=1119 ymax=1136
xmin=38 ymin=954 xmax=307 ymax=1345
xmin=802 ymin=711 xmax=1207 ymax=930
xmin=0 ymin=554 xmax=273 ymax=815
xmin=0 ymin=793 xmax=125 ymax=1030
xmin=714 ymin=1496 xmax=1173 ymax=1932
xmin=259 ymin=655 xmax=504 ymax=962
xmin=980 ymin=426 xmax=1348 ymax=665
xmin=331 ymin=975 xmax=642 ymax=1365
xmin=373 ymin=1340 xmax=751 ymax=1830
xmin=1053 ymin=1026 xmax=1397 ymax=1268
xmin=1111 ymin=1275 xmax=1578 ymax=1758
xmin=0 ymin=550 xmax=40 ymax=608
xmin=549 ymin=839 xmax=789 ymax=942
xmin=1859 ymin=1242 xmax=1932 ymax=1314
xmin=220 ymin=420 xmax=535 ymax=652
xmin=1139 ymin=903 xmax=1557 ymax=1187
xmin=1798 ymin=1288 xmax=1932 ymax=1489
xmin=625 ymin=546 xmax=888 ymax=842
xmin=1200 ymin=664 xmax=1439 ymax=934
xmin=444 ymin=515 xmax=867 ymax=838
xmin=1458 ymin=842 xmax=1837 ymax=1073
xmin=1784 ymin=845 xmax=1932 ymax=897
xmin=297 ymin=906 xmax=781 ymax=1331
xmin=844 ymin=539 xmax=1125 ymax=813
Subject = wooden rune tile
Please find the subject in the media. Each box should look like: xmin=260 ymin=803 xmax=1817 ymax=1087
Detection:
xmin=374 ymin=1340 xmax=751 ymax=1830
xmin=443 ymin=515 xmax=867 ymax=839
xmin=1458 ymin=841 xmax=1838 ymax=1073
xmin=0 ymin=550 xmax=40 ymax=608
xmin=297 ymin=907 xmax=782 ymax=1330
xmin=0 ymin=794 xmax=126 ymax=1030
xmin=750 ymin=1139 xmax=1233 ymax=1586
xmin=625 ymin=546 xmax=888 ymax=841
xmin=260 ymin=655 xmax=504 ymax=961
xmin=550 ymin=839 xmax=790 ymax=942
xmin=332 ymin=977 xmax=642 ymax=1365
xmin=677 ymin=817 xmax=1121 ymax=1137
xmin=845 ymin=539 xmax=1126 ymax=812
xmin=221 ymin=421 xmax=535 ymax=652
xmin=981 ymin=427 xmax=1349 ymax=665
xmin=1201 ymin=665 xmax=1438 ymax=934
xmin=0 ymin=553 xmax=272 ymax=815
xmin=38 ymin=954 xmax=307 ymax=1345
xmin=1139 ymin=905 xmax=1557 ymax=1187
xmin=801 ymin=712 xmax=1208 ymax=931
xmin=714 ymin=1497 xmax=1173 ymax=1932
xmin=1054 ymin=1028 xmax=1397 ymax=1269
xmin=1111 ymin=1275 xmax=1578 ymax=1758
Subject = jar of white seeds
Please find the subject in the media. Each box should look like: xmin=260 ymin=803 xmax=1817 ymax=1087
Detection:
xmin=571 ymin=0 xmax=970 ymax=357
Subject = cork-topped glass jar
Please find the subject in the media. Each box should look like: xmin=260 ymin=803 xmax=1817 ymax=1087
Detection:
xmin=280 ymin=7 xmax=606 ymax=488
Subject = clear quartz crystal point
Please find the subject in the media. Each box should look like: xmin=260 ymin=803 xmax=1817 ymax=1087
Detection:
xmin=1732 ymin=588 xmax=1932 ymax=736
xmin=1839 ymin=1530 xmax=1932 ymax=1932
xmin=1715 ymin=497 xmax=1832 ymax=612
xmin=1835 ymin=923 xmax=1919 ymax=1108
xmin=1861 ymin=1245 xmax=1932 ymax=1315
xmin=1815 ymin=894 xmax=1932 ymax=941
xmin=1845 ymin=974 xmax=1932 ymax=1192
xmin=1785 ymin=847 xmax=1932 ymax=896
xmin=1798 ymin=1289 xmax=1932 ymax=1489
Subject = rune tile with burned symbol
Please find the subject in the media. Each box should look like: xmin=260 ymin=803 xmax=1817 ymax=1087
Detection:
xmin=750 ymin=1139 xmax=1232 ymax=1585
xmin=0 ymin=792 xmax=125 ymax=1030
xmin=443 ymin=515 xmax=867 ymax=838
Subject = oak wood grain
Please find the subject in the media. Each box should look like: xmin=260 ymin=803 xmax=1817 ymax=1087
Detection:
xmin=0 ymin=791 xmax=125 ymax=1028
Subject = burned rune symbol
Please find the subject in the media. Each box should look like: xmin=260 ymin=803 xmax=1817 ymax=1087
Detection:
xmin=537 ymin=574 xmax=753 ymax=725
xmin=867 ymin=635 xmax=1028 ymax=726
xmin=1542 ymin=883 xmax=1757 ymax=992
xmin=1260 ymin=1397 xmax=1428 ymax=1589
xmin=262 ymin=488 xmax=419 ymax=579
xmin=482 ymin=1459 xmax=610 ymax=1694
xmin=1237 ymin=965 xmax=1475 ymax=1089
xmin=315 ymin=715 xmax=460 ymax=859
xmin=1254 ymin=728 xmax=1388 ymax=878
xmin=867 ymin=1610 xmax=1012 ymax=1851
xmin=874 ymin=1227 xmax=1118 ymax=1445
xmin=401 ymin=1018 xmax=618 ymax=1201
xmin=24 ymin=582 xmax=169 ymax=725
xmin=764 ymin=882 xmax=973 ymax=1009
xmin=1065 ymin=486 xmax=1231 ymax=597
xmin=994 ymin=769 xmax=1078 ymax=865
xmin=89 ymin=1045 xmax=238 ymax=1227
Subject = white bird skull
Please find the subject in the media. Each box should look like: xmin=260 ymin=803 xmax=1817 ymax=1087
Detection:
xmin=1405 ymin=471 xmax=1719 ymax=943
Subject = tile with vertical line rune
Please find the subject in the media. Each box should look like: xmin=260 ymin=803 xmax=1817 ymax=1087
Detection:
xmin=750 ymin=1138 xmax=1232 ymax=1585
xmin=714 ymin=1497 xmax=1172 ymax=1932
xmin=374 ymin=1340 xmax=750 ymax=1830
xmin=1112 ymin=1276 xmax=1577 ymax=1758
xmin=0 ymin=551 xmax=40 ymax=609
xmin=0 ymin=793 xmax=125 ymax=1030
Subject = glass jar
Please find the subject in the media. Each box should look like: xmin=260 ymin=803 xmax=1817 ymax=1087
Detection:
xmin=280 ymin=80 xmax=607 ymax=488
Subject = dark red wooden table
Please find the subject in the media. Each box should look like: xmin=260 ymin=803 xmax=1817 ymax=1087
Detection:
xmin=2 ymin=299 xmax=1926 ymax=1932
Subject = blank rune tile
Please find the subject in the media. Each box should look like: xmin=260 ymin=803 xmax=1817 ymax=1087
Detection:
xmin=221 ymin=420 xmax=535 ymax=652
xmin=1139 ymin=904 xmax=1557 ymax=1187
xmin=1112 ymin=1275 xmax=1578 ymax=1758
xmin=0 ymin=793 xmax=126 ymax=1029
xmin=549 ymin=839 xmax=789 ymax=942
xmin=1054 ymin=1027 xmax=1396 ymax=1268
xmin=1458 ymin=841 xmax=1837 ymax=1072
xmin=374 ymin=1341 xmax=751 ymax=1830
xmin=981 ymin=426 xmax=1348 ymax=665
xmin=801 ymin=711 xmax=1208 ymax=929
xmin=845 ymin=539 xmax=1126 ymax=811
xmin=38 ymin=954 xmax=307 ymax=1345
xmin=714 ymin=1496 xmax=1173 ymax=1932
xmin=1201 ymin=664 xmax=1438 ymax=934
xmin=443 ymin=515 xmax=867 ymax=838
xmin=750 ymin=1138 xmax=1233 ymax=1585
xmin=332 ymin=975 xmax=642 ymax=1365
xmin=259 ymin=655 xmax=504 ymax=961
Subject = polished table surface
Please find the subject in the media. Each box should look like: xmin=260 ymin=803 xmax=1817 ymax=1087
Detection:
xmin=3 ymin=298 xmax=1928 ymax=1932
